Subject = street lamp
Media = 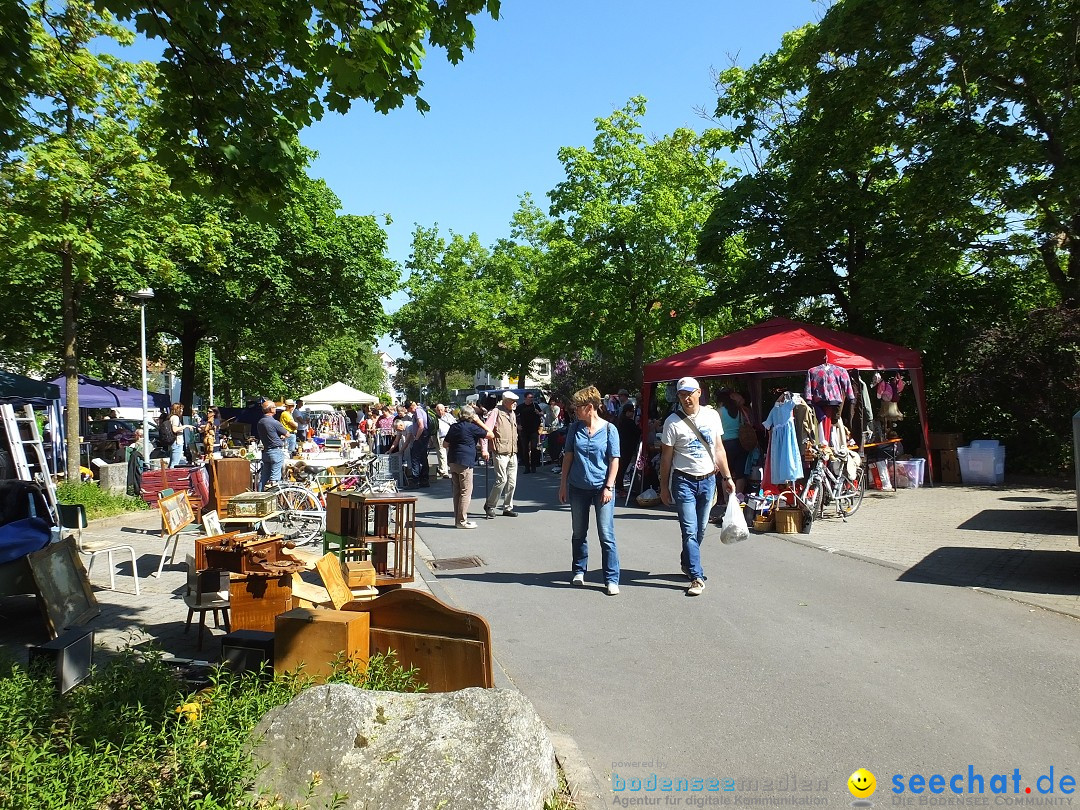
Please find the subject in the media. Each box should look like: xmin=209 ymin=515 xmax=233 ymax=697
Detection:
xmin=130 ymin=288 xmax=155 ymax=462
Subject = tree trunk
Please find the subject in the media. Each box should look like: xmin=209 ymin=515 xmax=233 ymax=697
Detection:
xmin=632 ymin=328 xmax=646 ymax=392
xmin=178 ymin=318 xmax=204 ymax=412
xmin=62 ymin=248 xmax=80 ymax=479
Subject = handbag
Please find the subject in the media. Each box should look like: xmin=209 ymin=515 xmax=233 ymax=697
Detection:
xmin=737 ymin=409 xmax=758 ymax=452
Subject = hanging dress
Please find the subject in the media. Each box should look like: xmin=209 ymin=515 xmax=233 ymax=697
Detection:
xmin=763 ymin=398 xmax=803 ymax=484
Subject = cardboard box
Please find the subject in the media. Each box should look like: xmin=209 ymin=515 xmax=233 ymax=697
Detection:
xmin=274 ymin=608 xmax=370 ymax=679
xmin=345 ymin=561 xmax=376 ymax=588
xmin=939 ymin=449 xmax=961 ymax=483
xmin=929 ymin=432 xmax=964 ymax=451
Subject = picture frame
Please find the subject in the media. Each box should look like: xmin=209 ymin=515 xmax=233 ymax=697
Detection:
xmin=159 ymin=489 xmax=195 ymax=537
xmin=27 ymin=536 xmax=99 ymax=638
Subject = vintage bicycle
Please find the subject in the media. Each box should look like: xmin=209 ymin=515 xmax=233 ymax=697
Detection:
xmin=262 ymin=453 xmax=397 ymax=545
xmin=796 ymin=444 xmax=866 ymax=529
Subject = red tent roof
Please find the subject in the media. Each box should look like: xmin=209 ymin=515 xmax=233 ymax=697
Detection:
xmin=644 ymin=318 xmax=922 ymax=382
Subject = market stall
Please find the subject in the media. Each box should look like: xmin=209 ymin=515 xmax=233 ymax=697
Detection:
xmin=640 ymin=317 xmax=932 ymax=478
xmin=0 ymin=372 xmax=63 ymax=476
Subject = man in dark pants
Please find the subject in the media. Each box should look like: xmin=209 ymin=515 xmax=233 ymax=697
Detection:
xmin=516 ymin=392 xmax=544 ymax=473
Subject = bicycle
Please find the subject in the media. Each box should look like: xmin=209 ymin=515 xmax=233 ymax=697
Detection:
xmin=262 ymin=454 xmax=397 ymax=545
xmin=796 ymin=445 xmax=866 ymax=529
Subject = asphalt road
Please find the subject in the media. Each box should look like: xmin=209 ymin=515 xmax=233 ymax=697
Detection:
xmin=414 ymin=467 xmax=1080 ymax=807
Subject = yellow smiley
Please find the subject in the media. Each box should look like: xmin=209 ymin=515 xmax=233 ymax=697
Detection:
xmin=848 ymin=768 xmax=876 ymax=798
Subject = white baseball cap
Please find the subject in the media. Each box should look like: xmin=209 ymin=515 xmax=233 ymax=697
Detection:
xmin=676 ymin=376 xmax=700 ymax=392
xmin=502 ymin=391 xmax=519 ymax=401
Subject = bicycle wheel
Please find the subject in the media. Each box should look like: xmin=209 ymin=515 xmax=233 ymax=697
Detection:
xmin=801 ymin=475 xmax=823 ymax=529
xmin=837 ymin=467 xmax=866 ymax=517
xmin=263 ymin=485 xmax=324 ymax=545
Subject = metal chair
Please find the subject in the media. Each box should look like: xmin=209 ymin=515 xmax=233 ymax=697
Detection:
xmin=183 ymin=554 xmax=230 ymax=650
xmin=59 ymin=503 xmax=141 ymax=595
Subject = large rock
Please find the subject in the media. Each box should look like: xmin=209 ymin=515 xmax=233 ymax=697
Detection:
xmin=251 ymin=684 xmax=557 ymax=810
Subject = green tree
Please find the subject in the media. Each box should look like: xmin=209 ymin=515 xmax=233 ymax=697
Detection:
xmin=3 ymin=0 xmax=501 ymax=202
xmin=547 ymin=97 xmax=731 ymax=390
xmin=0 ymin=2 xmax=175 ymax=475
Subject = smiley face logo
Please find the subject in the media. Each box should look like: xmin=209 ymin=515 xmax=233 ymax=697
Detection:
xmin=848 ymin=768 xmax=876 ymax=798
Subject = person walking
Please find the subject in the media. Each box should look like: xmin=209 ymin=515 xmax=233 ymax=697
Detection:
xmin=483 ymin=391 xmax=520 ymax=518
xmin=435 ymin=403 xmax=456 ymax=479
xmin=559 ymin=385 xmax=621 ymax=595
xmin=443 ymin=405 xmax=494 ymax=528
xmin=257 ymin=400 xmax=289 ymax=491
xmin=658 ymin=377 xmax=735 ymax=597
xmin=516 ymin=392 xmax=544 ymax=473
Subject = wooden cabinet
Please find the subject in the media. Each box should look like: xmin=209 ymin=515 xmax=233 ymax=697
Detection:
xmin=274 ymin=607 xmax=369 ymax=679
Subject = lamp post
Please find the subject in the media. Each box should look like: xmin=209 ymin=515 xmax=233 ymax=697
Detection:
xmin=130 ymin=288 xmax=155 ymax=462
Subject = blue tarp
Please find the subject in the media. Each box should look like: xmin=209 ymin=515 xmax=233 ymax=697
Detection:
xmin=49 ymin=374 xmax=169 ymax=410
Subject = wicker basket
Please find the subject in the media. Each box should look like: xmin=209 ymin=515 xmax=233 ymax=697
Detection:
xmin=636 ymin=495 xmax=661 ymax=507
xmin=775 ymin=506 xmax=803 ymax=534
xmin=753 ymin=515 xmax=774 ymax=533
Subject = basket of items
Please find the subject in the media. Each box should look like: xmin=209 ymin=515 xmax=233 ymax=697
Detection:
xmin=636 ymin=487 xmax=661 ymax=507
xmin=774 ymin=490 xmax=803 ymax=534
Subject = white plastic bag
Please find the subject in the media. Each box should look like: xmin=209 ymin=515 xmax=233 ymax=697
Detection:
xmin=719 ymin=496 xmax=750 ymax=545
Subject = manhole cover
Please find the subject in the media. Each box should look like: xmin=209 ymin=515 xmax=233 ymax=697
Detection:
xmin=430 ymin=556 xmax=485 ymax=570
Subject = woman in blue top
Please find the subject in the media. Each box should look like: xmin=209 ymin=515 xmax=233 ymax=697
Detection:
xmin=558 ymin=385 xmax=621 ymax=595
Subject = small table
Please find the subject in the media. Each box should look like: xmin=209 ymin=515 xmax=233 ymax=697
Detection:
xmin=862 ymin=438 xmax=902 ymax=493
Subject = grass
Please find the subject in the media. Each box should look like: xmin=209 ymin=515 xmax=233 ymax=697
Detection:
xmin=56 ymin=480 xmax=149 ymax=521
xmin=0 ymin=647 xmax=423 ymax=810
xmin=0 ymin=647 xmax=574 ymax=809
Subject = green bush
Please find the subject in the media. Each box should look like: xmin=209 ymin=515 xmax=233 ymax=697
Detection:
xmin=0 ymin=647 xmax=424 ymax=810
xmin=56 ymin=480 xmax=148 ymax=521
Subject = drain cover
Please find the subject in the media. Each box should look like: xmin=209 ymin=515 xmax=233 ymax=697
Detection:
xmin=430 ymin=556 xmax=485 ymax=570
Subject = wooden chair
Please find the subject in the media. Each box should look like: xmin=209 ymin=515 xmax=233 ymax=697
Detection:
xmin=183 ymin=554 xmax=230 ymax=650
xmin=60 ymin=503 xmax=141 ymax=595
xmin=344 ymin=589 xmax=494 ymax=692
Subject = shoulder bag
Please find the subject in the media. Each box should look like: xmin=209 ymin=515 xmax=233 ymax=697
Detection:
xmin=738 ymin=408 xmax=758 ymax=452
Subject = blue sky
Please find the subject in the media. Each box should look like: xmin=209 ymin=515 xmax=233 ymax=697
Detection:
xmin=297 ymin=0 xmax=822 ymax=356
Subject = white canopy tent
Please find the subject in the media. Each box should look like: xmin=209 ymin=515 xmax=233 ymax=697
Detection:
xmin=301 ymin=382 xmax=379 ymax=405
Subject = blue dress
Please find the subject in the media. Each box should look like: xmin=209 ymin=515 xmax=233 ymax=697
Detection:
xmin=763 ymin=400 xmax=802 ymax=484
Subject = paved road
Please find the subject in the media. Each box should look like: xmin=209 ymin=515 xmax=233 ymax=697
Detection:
xmin=413 ymin=467 xmax=1080 ymax=808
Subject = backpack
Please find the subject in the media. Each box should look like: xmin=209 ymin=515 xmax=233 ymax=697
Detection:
xmin=155 ymin=415 xmax=176 ymax=451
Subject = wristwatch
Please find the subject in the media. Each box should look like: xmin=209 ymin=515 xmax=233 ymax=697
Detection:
xmin=604 ymin=485 xmax=614 ymax=491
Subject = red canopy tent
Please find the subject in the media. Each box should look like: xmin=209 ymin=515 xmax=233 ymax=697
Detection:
xmin=641 ymin=318 xmax=932 ymax=478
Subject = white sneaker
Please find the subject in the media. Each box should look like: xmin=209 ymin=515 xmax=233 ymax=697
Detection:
xmin=572 ymin=572 xmax=584 ymax=586
xmin=457 ymin=521 xmax=477 ymax=529
xmin=606 ymin=582 xmax=620 ymax=596
xmin=687 ymin=578 xmax=705 ymax=596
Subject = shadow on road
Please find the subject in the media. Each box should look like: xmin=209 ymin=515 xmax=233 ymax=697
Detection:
xmin=898 ymin=547 xmax=1080 ymax=595
xmin=956 ymin=508 xmax=1076 ymax=535
xmin=431 ymin=567 xmax=689 ymax=591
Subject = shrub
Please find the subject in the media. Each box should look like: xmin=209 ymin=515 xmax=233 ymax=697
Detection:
xmin=0 ymin=647 xmax=423 ymax=810
xmin=56 ymin=480 xmax=148 ymax=521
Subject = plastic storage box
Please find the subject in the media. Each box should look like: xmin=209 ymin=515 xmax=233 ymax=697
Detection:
xmin=957 ymin=442 xmax=1005 ymax=485
xmin=894 ymin=458 xmax=925 ymax=488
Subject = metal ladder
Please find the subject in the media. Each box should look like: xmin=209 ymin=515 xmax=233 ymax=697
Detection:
xmin=0 ymin=403 xmax=60 ymax=526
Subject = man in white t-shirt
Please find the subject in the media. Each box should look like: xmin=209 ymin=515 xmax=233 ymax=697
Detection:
xmin=435 ymin=403 xmax=456 ymax=479
xmin=659 ymin=376 xmax=735 ymax=597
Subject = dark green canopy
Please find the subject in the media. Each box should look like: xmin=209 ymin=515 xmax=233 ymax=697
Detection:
xmin=0 ymin=371 xmax=60 ymax=401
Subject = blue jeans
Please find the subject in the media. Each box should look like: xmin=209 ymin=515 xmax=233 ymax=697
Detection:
xmin=260 ymin=447 xmax=285 ymax=491
xmin=169 ymin=440 xmax=184 ymax=468
xmin=674 ymin=472 xmax=715 ymax=581
xmin=286 ymin=433 xmax=297 ymax=457
xmin=569 ymin=484 xmax=620 ymax=585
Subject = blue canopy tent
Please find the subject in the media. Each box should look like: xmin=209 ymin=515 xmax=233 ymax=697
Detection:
xmin=49 ymin=374 xmax=169 ymax=410
xmin=0 ymin=371 xmax=64 ymax=476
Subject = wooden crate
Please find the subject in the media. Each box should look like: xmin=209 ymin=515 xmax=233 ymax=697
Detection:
xmin=228 ymin=572 xmax=293 ymax=633
xmin=274 ymin=607 xmax=369 ymax=679
xmin=345 ymin=561 xmax=376 ymax=589
xmin=343 ymin=493 xmax=416 ymax=586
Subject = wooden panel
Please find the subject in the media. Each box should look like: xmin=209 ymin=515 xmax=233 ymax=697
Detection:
xmin=315 ymin=553 xmax=354 ymax=610
xmin=274 ymin=607 xmax=369 ymax=679
xmin=371 ymin=629 xmax=490 ymax=691
xmin=210 ymin=457 xmax=254 ymax=515
xmin=228 ymin=573 xmax=292 ymax=633
xmin=350 ymin=588 xmax=491 ymax=642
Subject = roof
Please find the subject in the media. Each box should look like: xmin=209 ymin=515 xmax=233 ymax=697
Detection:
xmin=48 ymin=374 xmax=170 ymax=409
xmin=301 ymin=382 xmax=380 ymax=405
xmin=644 ymin=318 xmax=922 ymax=383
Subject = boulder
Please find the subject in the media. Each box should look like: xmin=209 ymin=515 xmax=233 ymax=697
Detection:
xmin=251 ymin=684 xmax=557 ymax=810
xmin=98 ymin=462 xmax=127 ymax=496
